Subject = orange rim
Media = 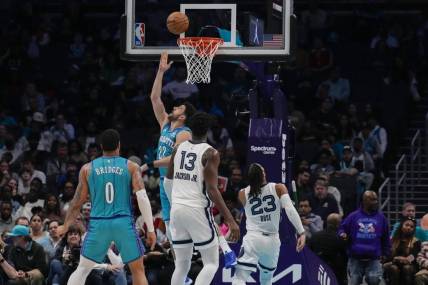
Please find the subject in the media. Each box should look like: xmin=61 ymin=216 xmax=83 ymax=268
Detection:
xmin=178 ymin=37 xmax=224 ymax=56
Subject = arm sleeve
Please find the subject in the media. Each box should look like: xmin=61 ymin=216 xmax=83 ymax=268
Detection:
xmin=135 ymin=189 xmax=154 ymax=232
xmin=337 ymin=214 xmax=351 ymax=237
xmin=107 ymin=248 xmax=123 ymax=265
xmin=163 ymin=177 xmax=172 ymax=202
xmin=280 ymin=194 xmax=305 ymax=235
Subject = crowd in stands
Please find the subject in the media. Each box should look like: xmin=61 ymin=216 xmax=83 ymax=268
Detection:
xmin=0 ymin=0 xmax=427 ymax=284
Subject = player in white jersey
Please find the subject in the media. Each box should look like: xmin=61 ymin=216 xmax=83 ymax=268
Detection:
xmin=232 ymin=163 xmax=306 ymax=285
xmin=164 ymin=112 xmax=240 ymax=285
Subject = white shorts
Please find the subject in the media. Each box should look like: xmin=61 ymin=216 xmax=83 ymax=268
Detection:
xmin=236 ymin=231 xmax=281 ymax=273
xmin=170 ymin=204 xmax=219 ymax=250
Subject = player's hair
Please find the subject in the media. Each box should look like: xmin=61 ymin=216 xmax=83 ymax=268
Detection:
xmin=183 ymin=102 xmax=196 ymax=122
xmin=248 ymin=163 xmax=264 ymax=198
xmin=188 ymin=112 xmax=213 ymax=138
xmin=100 ymin=129 xmax=120 ymax=151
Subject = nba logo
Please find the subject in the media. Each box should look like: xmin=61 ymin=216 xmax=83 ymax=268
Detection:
xmin=135 ymin=23 xmax=145 ymax=47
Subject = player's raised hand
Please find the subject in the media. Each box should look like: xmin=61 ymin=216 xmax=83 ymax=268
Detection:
xmin=296 ymin=233 xmax=306 ymax=252
xmin=227 ymin=220 xmax=240 ymax=243
xmin=147 ymin=231 xmax=157 ymax=251
xmin=158 ymin=52 xmax=173 ymax=73
xmin=140 ymin=163 xmax=149 ymax=173
xmin=57 ymin=225 xmax=67 ymax=238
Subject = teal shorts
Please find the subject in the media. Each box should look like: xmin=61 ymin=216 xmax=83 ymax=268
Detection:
xmin=81 ymin=215 xmax=144 ymax=264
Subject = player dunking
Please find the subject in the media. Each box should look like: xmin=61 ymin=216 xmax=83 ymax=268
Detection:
xmin=232 ymin=163 xmax=306 ymax=285
xmin=143 ymin=52 xmax=238 ymax=269
xmin=164 ymin=112 xmax=240 ymax=285
xmin=61 ymin=129 xmax=156 ymax=285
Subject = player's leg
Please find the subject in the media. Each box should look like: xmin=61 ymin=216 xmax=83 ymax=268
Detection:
xmin=171 ymin=246 xmax=194 ymax=284
xmin=195 ymin=245 xmax=219 ymax=285
xmin=112 ymin=216 xmax=147 ymax=285
xmin=232 ymin=268 xmax=252 ymax=285
xmin=67 ymin=256 xmax=97 ymax=285
xmin=258 ymin=235 xmax=280 ymax=285
xmin=128 ymin=256 xmax=149 ymax=285
xmin=70 ymin=220 xmax=111 ymax=285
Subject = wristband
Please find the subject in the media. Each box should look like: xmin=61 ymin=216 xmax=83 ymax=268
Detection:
xmin=147 ymin=162 xmax=154 ymax=169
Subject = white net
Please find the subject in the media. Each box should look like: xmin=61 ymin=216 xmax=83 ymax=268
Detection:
xmin=178 ymin=37 xmax=223 ymax=84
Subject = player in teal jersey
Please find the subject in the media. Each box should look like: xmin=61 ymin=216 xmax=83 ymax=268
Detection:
xmin=141 ymin=52 xmax=195 ymax=228
xmin=61 ymin=129 xmax=156 ymax=285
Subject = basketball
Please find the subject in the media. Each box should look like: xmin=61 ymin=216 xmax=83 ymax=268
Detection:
xmin=167 ymin=12 xmax=189 ymax=35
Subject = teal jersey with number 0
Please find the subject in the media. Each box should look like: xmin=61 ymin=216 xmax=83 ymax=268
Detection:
xmin=88 ymin=156 xmax=132 ymax=218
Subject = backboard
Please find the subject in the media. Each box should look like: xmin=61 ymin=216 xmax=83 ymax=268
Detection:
xmin=121 ymin=0 xmax=294 ymax=62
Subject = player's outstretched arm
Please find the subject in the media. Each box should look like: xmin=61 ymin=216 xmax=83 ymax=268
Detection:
xmin=203 ymin=149 xmax=240 ymax=242
xmin=276 ymin=183 xmax=306 ymax=252
xmin=62 ymin=164 xmax=90 ymax=233
xmin=150 ymin=51 xmax=173 ymax=128
xmin=130 ymin=162 xmax=156 ymax=250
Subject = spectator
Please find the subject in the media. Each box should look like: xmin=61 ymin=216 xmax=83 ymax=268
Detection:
xmin=44 ymin=194 xmax=62 ymax=222
xmin=86 ymin=143 xmax=101 ymax=161
xmin=338 ymin=191 xmax=390 ymax=285
xmin=298 ymin=197 xmax=323 ymax=239
xmin=317 ymin=67 xmax=350 ymax=103
xmin=15 ymin=217 xmax=30 ymax=227
xmin=295 ymin=168 xmax=311 ymax=201
xmin=21 ymin=82 xmax=45 ymax=113
xmin=0 ymin=136 xmax=22 ymax=165
xmin=44 ymin=220 xmax=62 ymax=260
xmin=162 ymin=67 xmax=198 ymax=103
xmin=362 ymin=117 xmax=388 ymax=161
xmin=319 ymin=174 xmax=343 ymax=216
xmin=391 ymin=203 xmax=427 ymax=241
xmin=59 ymin=181 xmax=75 ymax=214
xmin=416 ymin=240 xmax=428 ymax=285
xmin=309 ymin=213 xmax=347 ymax=285
xmin=81 ymin=202 xmax=91 ymax=229
xmin=0 ymin=201 xmax=15 ymax=234
xmin=15 ymin=182 xmax=45 ymax=220
xmin=2 ymin=225 xmax=47 ymax=285
xmin=310 ymin=149 xmax=336 ymax=177
xmin=30 ymin=214 xmax=50 ymax=248
xmin=17 ymin=170 xmax=31 ymax=195
xmin=68 ymin=140 xmax=88 ymax=166
xmin=46 ymin=142 xmax=69 ymax=188
xmin=226 ymin=167 xmax=245 ymax=193
xmin=207 ymin=118 xmax=233 ymax=153
xmin=384 ymin=216 xmax=420 ymax=285
xmin=48 ymin=114 xmax=75 ymax=143
xmin=308 ymin=178 xmax=339 ymax=223
xmin=48 ymin=225 xmax=103 ymax=285
xmin=21 ymin=157 xmax=46 ymax=185
xmin=309 ymin=37 xmax=333 ymax=73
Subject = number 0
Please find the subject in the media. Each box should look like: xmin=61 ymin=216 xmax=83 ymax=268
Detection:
xmin=105 ymin=182 xmax=114 ymax=204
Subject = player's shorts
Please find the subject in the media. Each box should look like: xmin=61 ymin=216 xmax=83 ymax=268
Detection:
xmin=159 ymin=177 xmax=171 ymax=222
xmin=82 ymin=215 xmax=144 ymax=264
xmin=170 ymin=203 xmax=219 ymax=250
xmin=236 ymin=231 xmax=281 ymax=273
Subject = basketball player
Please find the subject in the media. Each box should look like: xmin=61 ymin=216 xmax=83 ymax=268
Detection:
xmin=232 ymin=163 xmax=306 ymax=285
xmin=61 ymin=129 xmax=156 ymax=285
xmin=164 ymin=112 xmax=240 ymax=285
xmin=142 ymin=52 xmax=238 ymax=269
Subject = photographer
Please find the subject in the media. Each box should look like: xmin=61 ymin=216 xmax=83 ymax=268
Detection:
xmin=0 ymin=225 xmax=47 ymax=285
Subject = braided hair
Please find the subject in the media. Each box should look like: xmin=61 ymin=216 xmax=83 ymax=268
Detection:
xmin=248 ymin=163 xmax=265 ymax=198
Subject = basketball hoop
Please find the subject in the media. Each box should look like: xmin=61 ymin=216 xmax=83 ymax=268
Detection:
xmin=178 ymin=37 xmax=224 ymax=84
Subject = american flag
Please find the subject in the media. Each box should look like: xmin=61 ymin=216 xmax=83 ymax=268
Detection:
xmin=263 ymin=34 xmax=283 ymax=48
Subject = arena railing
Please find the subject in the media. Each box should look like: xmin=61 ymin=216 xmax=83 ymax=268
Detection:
xmin=410 ymin=129 xmax=421 ymax=197
xmin=378 ymin=178 xmax=391 ymax=223
xmin=394 ymin=154 xmax=407 ymax=221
